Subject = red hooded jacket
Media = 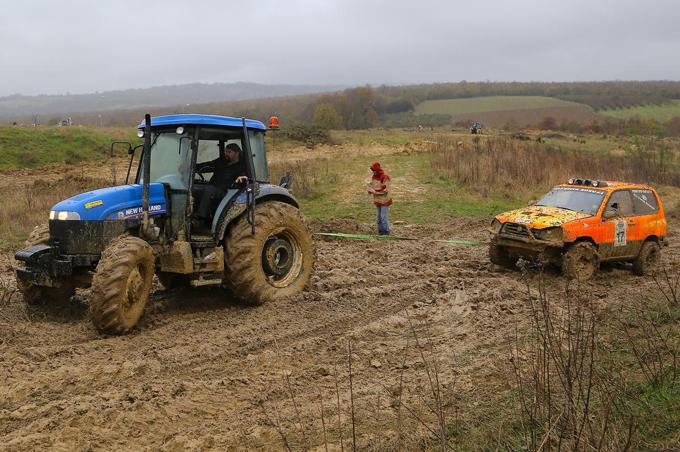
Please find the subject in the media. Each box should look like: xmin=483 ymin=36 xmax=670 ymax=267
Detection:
xmin=368 ymin=162 xmax=392 ymax=206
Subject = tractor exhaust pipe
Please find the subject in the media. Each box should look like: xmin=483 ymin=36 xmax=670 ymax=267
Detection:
xmin=142 ymin=113 xmax=152 ymax=234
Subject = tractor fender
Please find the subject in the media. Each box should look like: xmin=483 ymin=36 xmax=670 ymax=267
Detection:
xmin=214 ymin=184 xmax=299 ymax=242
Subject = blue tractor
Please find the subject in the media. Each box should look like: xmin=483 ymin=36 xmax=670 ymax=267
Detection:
xmin=15 ymin=114 xmax=314 ymax=334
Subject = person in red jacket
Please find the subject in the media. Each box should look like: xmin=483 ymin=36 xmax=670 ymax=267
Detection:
xmin=367 ymin=161 xmax=392 ymax=235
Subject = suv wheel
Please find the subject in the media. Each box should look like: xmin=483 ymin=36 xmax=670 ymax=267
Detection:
xmin=489 ymin=238 xmax=517 ymax=269
xmin=633 ymin=240 xmax=661 ymax=276
xmin=562 ymin=241 xmax=598 ymax=281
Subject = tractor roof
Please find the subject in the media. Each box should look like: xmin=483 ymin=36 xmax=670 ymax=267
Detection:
xmin=138 ymin=114 xmax=266 ymax=131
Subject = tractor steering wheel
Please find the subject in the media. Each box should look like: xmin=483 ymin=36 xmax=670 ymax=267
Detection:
xmin=196 ymin=165 xmax=215 ymax=183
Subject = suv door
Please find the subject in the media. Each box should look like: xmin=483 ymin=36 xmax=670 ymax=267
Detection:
xmin=602 ymin=190 xmax=640 ymax=258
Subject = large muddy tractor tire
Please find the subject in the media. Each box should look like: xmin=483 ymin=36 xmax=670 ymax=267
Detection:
xmin=489 ymin=238 xmax=517 ymax=269
xmin=632 ymin=240 xmax=661 ymax=276
xmin=562 ymin=241 xmax=598 ymax=281
xmin=224 ymin=201 xmax=314 ymax=305
xmin=157 ymin=272 xmax=191 ymax=290
xmin=90 ymin=236 xmax=154 ymax=334
xmin=17 ymin=223 xmax=75 ymax=305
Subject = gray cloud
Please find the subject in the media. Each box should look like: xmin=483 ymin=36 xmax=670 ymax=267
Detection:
xmin=1 ymin=0 xmax=679 ymax=96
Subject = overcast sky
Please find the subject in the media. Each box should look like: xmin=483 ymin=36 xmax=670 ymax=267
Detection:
xmin=2 ymin=0 xmax=679 ymax=97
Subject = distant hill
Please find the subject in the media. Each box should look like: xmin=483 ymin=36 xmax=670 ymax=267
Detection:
xmin=0 ymin=82 xmax=345 ymax=120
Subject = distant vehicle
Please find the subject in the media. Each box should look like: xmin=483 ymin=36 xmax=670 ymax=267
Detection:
xmin=470 ymin=122 xmax=482 ymax=134
xmin=489 ymin=179 xmax=667 ymax=280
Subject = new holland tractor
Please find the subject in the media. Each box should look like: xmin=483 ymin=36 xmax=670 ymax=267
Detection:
xmin=15 ymin=114 xmax=314 ymax=334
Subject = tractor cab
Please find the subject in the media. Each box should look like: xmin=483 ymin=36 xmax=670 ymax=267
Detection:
xmin=134 ymin=114 xmax=269 ymax=241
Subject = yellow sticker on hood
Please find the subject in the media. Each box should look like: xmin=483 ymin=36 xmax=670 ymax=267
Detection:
xmin=85 ymin=200 xmax=103 ymax=209
xmin=497 ymin=205 xmax=590 ymax=228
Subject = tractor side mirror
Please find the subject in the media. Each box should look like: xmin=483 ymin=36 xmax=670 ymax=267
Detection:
xmin=110 ymin=141 xmax=132 ymax=158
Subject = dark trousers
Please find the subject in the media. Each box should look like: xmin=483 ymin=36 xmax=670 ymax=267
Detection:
xmin=196 ymin=185 xmax=226 ymax=219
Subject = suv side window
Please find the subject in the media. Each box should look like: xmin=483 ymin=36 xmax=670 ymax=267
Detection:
xmin=607 ymin=190 xmax=634 ymax=217
xmin=631 ymin=189 xmax=659 ymax=215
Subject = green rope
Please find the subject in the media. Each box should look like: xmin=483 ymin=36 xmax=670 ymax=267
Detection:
xmin=315 ymin=232 xmax=487 ymax=246
xmin=316 ymin=232 xmax=416 ymax=241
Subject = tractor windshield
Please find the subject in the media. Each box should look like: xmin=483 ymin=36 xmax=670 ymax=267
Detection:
xmin=146 ymin=131 xmax=193 ymax=190
xmin=536 ymin=187 xmax=605 ymax=215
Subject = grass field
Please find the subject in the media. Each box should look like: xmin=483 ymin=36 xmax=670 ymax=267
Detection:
xmin=0 ymin=126 xmax=138 ymax=169
xmin=414 ymin=96 xmax=588 ymax=115
xmin=601 ymin=100 xmax=680 ymax=121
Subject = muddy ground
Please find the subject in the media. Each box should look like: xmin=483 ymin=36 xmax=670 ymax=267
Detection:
xmin=1 ymin=214 xmax=678 ymax=450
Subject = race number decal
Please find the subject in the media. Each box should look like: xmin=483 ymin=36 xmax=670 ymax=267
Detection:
xmin=614 ymin=220 xmax=627 ymax=247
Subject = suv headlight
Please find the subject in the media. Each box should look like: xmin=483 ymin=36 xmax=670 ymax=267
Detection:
xmin=532 ymin=227 xmax=563 ymax=241
xmin=490 ymin=219 xmax=502 ymax=233
xmin=49 ymin=210 xmax=81 ymax=221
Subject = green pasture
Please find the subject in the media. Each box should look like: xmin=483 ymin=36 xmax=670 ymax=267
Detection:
xmin=600 ymin=100 xmax=680 ymax=122
xmin=0 ymin=126 xmax=138 ymax=169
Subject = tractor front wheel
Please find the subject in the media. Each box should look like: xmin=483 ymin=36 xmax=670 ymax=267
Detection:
xmin=17 ymin=223 xmax=75 ymax=305
xmin=224 ymin=201 xmax=314 ymax=304
xmin=25 ymin=224 xmax=49 ymax=246
xmin=90 ymin=236 xmax=154 ymax=334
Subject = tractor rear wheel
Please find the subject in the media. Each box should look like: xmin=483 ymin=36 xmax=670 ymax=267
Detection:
xmin=90 ymin=236 xmax=154 ymax=334
xmin=224 ymin=201 xmax=313 ymax=304
xmin=17 ymin=223 xmax=75 ymax=305
xmin=562 ymin=241 xmax=598 ymax=281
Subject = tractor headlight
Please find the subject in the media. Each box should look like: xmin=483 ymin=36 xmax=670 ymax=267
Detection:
xmin=490 ymin=219 xmax=502 ymax=233
xmin=532 ymin=227 xmax=563 ymax=241
xmin=50 ymin=210 xmax=81 ymax=221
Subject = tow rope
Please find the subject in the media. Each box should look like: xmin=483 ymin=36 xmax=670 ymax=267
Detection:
xmin=315 ymin=232 xmax=487 ymax=246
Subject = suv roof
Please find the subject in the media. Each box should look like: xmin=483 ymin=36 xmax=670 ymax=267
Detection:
xmin=138 ymin=114 xmax=266 ymax=131
xmin=557 ymin=180 xmax=656 ymax=193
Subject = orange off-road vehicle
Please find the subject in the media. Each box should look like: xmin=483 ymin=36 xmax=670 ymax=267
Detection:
xmin=489 ymin=179 xmax=667 ymax=279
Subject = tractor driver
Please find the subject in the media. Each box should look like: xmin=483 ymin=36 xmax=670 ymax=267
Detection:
xmin=194 ymin=142 xmax=248 ymax=225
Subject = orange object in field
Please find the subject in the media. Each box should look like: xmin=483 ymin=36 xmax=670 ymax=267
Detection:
xmin=268 ymin=116 xmax=280 ymax=129
xmin=489 ymin=179 xmax=668 ymax=279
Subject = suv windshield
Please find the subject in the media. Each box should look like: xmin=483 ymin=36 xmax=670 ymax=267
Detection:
xmin=536 ymin=187 xmax=605 ymax=215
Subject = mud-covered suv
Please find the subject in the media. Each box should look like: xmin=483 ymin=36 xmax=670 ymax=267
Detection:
xmin=489 ymin=179 xmax=667 ymax=279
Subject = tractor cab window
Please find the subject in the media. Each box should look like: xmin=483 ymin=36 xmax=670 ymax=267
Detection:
xmin=144 ymin=130 xmax=192 ymax=190
xmin=195 ymin=130 xmax=244 ymax=183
